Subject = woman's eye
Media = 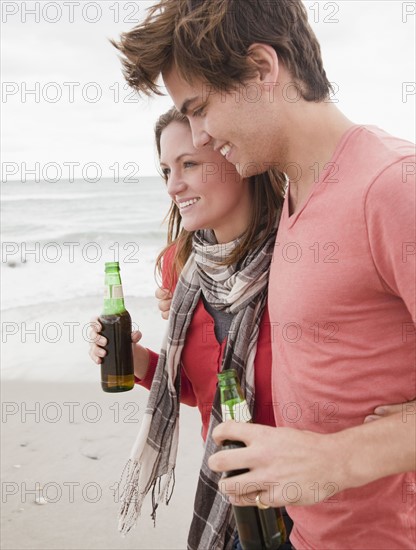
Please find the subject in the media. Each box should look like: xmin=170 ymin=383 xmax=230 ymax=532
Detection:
xmin=162 ymin=168 xmax=170 ymax=178
xmin=184 ymin=161 xmax=196 ymax=168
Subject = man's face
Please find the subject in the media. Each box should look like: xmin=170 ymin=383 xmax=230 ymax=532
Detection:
xmin=163 ymin=68 xmax=279 ymax=178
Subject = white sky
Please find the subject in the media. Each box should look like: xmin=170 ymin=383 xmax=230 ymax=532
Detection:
xmin=1 ymin=0 xmax=415 ymax=179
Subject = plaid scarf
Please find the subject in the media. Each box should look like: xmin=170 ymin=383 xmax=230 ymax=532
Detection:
xmin=118 ymin=224 xmax=277 ymax=549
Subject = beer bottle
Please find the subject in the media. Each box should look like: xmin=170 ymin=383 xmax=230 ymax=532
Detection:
xmin=98 ymin=262 xmax=134 ymax=393
xmin=217 ymin=369 xmax=286 ymax=550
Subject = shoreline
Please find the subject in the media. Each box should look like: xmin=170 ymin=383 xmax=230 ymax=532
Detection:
xmin=1 ymin=295 xmax=166 ymax=382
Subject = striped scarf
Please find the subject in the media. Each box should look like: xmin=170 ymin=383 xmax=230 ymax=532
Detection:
xmin=118 ymin=224 xmax=277 ymax=549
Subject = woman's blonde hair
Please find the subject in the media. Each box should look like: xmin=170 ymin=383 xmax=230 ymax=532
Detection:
xmin=154 ymin=107 xmax=286 ymax=289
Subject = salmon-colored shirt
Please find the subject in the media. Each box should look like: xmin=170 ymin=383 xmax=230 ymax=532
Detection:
xmin=137 ymin=244 xmax=275 ymax=440
xmin=269 ymin=125 xmax=416 ymax=549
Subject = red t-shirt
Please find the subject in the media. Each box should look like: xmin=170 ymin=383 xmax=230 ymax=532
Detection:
xmin=269 ymin=125 xmax=416 ymax=550
xmin=137 ymin=244 xmax=275 ymax=440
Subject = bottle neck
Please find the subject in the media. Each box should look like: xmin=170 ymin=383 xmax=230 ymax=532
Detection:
xmin=102 ymin=272 xmax=126 ymax=315
xmin=218 ymin=379 xmax=252 ymax=423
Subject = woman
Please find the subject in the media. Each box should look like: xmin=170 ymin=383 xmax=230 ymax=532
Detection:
xmin=90 ymin=106 xmax=289 ymax=550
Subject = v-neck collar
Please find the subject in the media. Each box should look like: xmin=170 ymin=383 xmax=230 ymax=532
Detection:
xmin=284 ymin=124 xmax=362 ymax=227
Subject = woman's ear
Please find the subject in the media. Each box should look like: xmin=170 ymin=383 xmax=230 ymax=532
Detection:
xmin=247 ymin=43 xmax=279 ymax=85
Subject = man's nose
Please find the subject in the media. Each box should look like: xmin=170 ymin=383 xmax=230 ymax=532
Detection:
xmin=189 ymin=120 xmax=211 ymax=149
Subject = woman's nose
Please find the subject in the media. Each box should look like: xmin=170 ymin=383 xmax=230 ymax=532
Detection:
xmin=166 ymin=172 xmax=187 ymax=197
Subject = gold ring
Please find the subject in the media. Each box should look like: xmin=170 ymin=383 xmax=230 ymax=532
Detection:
xmin=255 ymin=492 xmax=270 ymax=510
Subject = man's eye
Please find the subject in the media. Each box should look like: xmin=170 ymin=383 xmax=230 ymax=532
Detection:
xmin=192 ymin=106 xmax=205 ymax=117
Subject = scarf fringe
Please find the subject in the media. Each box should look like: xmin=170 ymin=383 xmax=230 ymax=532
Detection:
xmin=118 ymin=459 xmax=176 ymax=536
xmin=118 ymin=459 xmax=143 ymax=535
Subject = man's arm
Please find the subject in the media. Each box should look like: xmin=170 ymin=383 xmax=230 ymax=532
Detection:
xmin=208 ymin=409 xmax=416 ymax=507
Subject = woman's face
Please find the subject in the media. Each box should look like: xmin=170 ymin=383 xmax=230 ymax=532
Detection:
xmin=159 ymin=121 xmax=252 ymax=243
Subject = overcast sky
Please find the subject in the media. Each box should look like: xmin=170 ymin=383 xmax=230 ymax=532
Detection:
xmin=1 ymin=0 xmax=415 ymax=180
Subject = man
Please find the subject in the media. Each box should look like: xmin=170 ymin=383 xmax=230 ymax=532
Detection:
xmin=112 ymin=1 xmax=416 ymax=548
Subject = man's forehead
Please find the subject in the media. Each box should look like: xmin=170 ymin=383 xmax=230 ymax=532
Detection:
xmin=162 ymin=68 xmax=210 ymax=110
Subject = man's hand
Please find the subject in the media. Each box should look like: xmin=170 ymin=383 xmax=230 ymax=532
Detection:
xmin=208 ymin=421 xmax=345 ymax=508
xmin=155 ymin=287 xmax=172 ymax=320
xmin=208 ymin=412 xmax=416 ymax=508
xmin=364 ymin=400 xmax=416 ymax=423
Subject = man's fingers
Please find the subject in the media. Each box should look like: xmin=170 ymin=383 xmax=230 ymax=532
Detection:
xmin=363 ymin=414 xmax=379 ymax=423
xmin=373 ymin=400 xmax=416 ymax=417
xmin=208 ymin=445 xmax=250 ymax=474
xmin=211 ymin=420 xmax=255 ymax=446
xmin=218 ymin=475 xmax=263 ymax=506
xmin=155 ymin=287 xmax=172 ymax=320
xmin=155 ymin=287 xmax=172 ymax=300
xmin=217 ymin=472 xmax=283 ymax=508
xmin=209 ymin=421 xmax=263 ymax=475
xmin=158 ymin=299 xmax=172 ymax=312
xmin=158 ymin=299 xmax=172 ymax=320
xmin=364 ymin=400 xmax=416 ymax=423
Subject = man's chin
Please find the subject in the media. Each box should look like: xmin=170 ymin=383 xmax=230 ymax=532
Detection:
xmin=235 ymin=161 xmax=265 ymax=178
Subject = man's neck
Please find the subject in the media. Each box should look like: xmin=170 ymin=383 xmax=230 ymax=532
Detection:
xmin=280 ymin=102 xmax=355 ymax=215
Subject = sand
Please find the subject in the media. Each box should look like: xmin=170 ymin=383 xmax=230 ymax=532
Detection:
xmin=1 ymin=381 xmax=203 ymax=550
xmin=1 ymin=296 xmax=204 ymax=549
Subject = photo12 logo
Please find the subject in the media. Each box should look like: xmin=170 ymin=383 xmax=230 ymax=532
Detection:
xmin=1 ymin=81 xmax=140 ymax=104
xmin=1 ymin=1 xmax=141 ymax=24
xmin=1 ymin=162 xmax=140 ymax=183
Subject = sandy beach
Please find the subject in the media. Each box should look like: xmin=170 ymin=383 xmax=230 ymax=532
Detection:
xmin=1 ymin=296 xmax=204 ymax=550
xmin=1 ymin=380 xmax=203 ymax=550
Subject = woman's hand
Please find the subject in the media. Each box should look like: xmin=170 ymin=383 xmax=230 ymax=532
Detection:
xmin=88 ymin=316 xmax=149 ymax=379
xmin=88 ymin=316 xmax=106 ymax=364
xmin=364 ymin=400 xmax=416 ymax=423
xmin=155 ymin=287 xmax=172 ymax=320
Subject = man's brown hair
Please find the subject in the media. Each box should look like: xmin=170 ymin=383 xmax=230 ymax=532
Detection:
xmin=112 ymin=0 xmax=332 ymax=101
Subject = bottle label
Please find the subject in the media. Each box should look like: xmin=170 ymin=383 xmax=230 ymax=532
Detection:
xmin=111 ymin=285 xmax=124 ymax=299
xmin=221 ymin=400 xmax=252 ymax=423
xmin=104 ymin=285 xmax=123 ymax=299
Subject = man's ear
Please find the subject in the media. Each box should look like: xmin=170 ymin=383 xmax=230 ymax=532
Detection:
xmin=247 ymin=43 xmax=279 ymax=85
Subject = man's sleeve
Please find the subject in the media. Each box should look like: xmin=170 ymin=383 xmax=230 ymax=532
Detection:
xmin=364 ymin=156 xmax=416 ymax=323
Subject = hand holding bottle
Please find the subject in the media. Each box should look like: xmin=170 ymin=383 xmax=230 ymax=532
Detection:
xmin=89 ymin=317 xmax=150 ymax=380
xmin=89 ymin=317 xmax=141 ymax=363
xmin=217 ymin=370 xmax=286 ymax=550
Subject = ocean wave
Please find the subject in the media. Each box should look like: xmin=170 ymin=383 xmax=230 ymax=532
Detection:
xmin=1 ymin=247 xmax=163 ymax=311
xmin=1 ymin=193 xmax=101 ymax=202
xmin=1 ymin=229 xmax=167 ymax=247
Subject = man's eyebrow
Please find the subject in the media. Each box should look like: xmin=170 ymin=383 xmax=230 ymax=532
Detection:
xmin=180 ymin=96 xmax=199 ymax=115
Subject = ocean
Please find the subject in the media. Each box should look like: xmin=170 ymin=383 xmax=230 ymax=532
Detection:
xmin=1 ymin=178 xmax=171 ymax=381
xmin=1 ymin=177 xmax=171 ymax=311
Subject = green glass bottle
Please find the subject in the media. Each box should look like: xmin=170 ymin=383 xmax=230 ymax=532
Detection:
xmin=98 ymin=262 xmax=134 ymax=393
xmin=217 ymin=369 xmax=286 ymax=550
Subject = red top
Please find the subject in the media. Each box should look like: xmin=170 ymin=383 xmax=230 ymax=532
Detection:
xmin=269 ymin=126 xmax=416 ymax=549
xmin=136 ymin=244 xmax=275 ymax=440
